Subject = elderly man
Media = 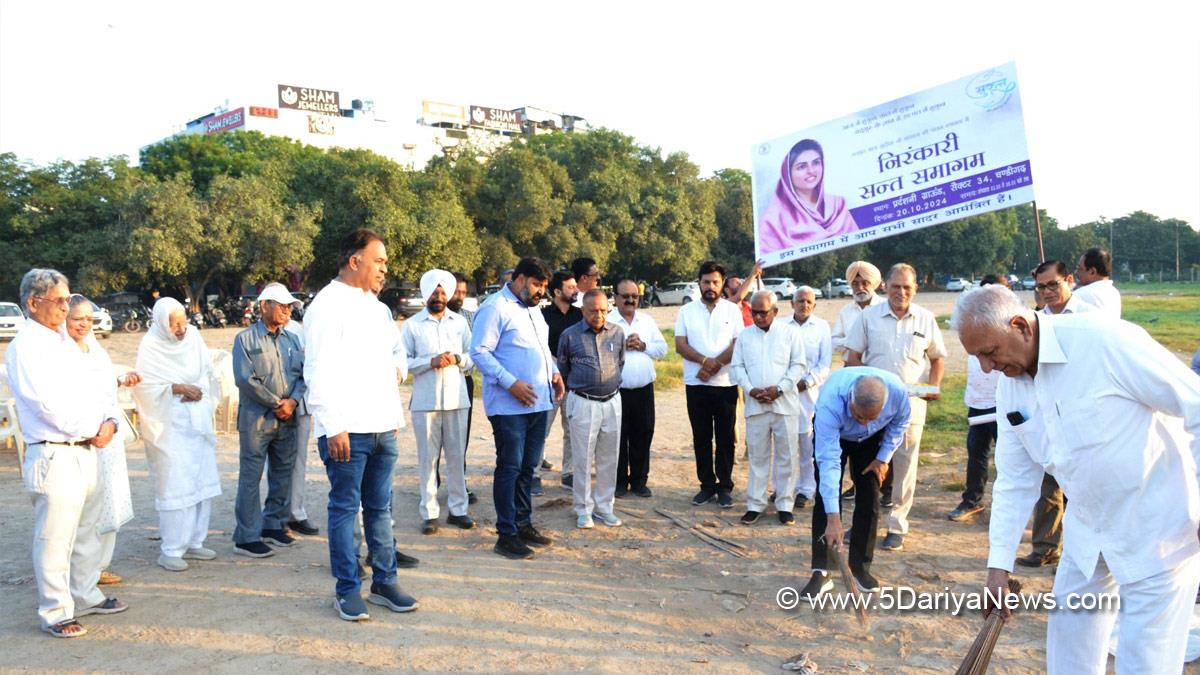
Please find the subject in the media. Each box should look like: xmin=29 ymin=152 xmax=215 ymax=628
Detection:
xmin=831 ymin=261 xmax=885 ymax=360
xmin=558 ymin=289 xmax=625 ymax=529
xmin=471 ymin=257 xmax=565 ymax=559
xmin=402 ymin=269 xmax=474 ymax=535
xmin=231 ymin=283 xmax=306 ymax=558
xmin=304 ymin=229 xmax=418 ymax=621
xmin=1072 ymin=247 xmax=1121 ymax=318
xmin=730 ymin=291 xmax=806 ymax=525
xmin=676 ymin=261 xmax=744 ymax=508
xmin=780 ymin=286 xmax=832 ymax=509
xmin=802 ymin=367 xmax=911 ymax=598
xmin=542 ymin=270 xmax=582 ymax=490
xmin=846 ymin=263 xmax=945 ymax=552
xmin=954 ymin=286 xmax=1200 ymax=674
xmin=8 ymin=269 xmax=128 ymax=637
xmin=609 ymin=278 xmax=668 ymax=498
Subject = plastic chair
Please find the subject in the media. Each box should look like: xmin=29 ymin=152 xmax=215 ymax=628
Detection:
xmin=0 ymin=364 xmax=26 ymax=472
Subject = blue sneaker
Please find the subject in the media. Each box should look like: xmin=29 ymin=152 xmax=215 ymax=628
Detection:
xmin=334 ymin=593 xmax=369 ymax=621
xmin=368 ymin=583 xmax=419 ymax=613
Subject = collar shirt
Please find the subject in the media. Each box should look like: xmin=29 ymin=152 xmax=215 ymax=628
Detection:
xmin=987 ymin=313 xmax=1200 ymax=584
xmin=557 ymin=321 xmax=625 ymax=398
xmin=401 ymin=309 xmax=473 ymax=412
xmin=731 ymin=320 xmax=807 ymax=418
xmin=469 ymin=284 xmax=558 ymax=416
xmin=302 ymin=280 xmax=408 ymax=438
xmin=1071 ymin=278 xmax=1121 ymax=318
xmin=674 ymin=299 xmax=744 ymax=387
xmin=283 ymin=319 xmax=310 ymax=412
xmin=964 ymin=356 xmax=1001 ymax=409
xmin=844 ymin=301 xmax=947 ymax=386
xmin=542 ymin=303 xmax=583 ymax=357
xmin=5 ymin=321 xmax=117 ymax=443
xmin=813 ymin=367 xmax=911 ymax=512
xmin=1040 ymin=293 xmax=1091 ymax=316
xmin=607 ymin=310 xmax=668 ymax=389
xmin=831 ymin=295 xmax=886 ymax=358
xmin=781 ymin=315 xmax=833 ymax=416
xmin=232 ymin=321 xmax=307 ymax=429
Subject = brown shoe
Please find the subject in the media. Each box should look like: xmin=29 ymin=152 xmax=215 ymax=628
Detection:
xmin=1015 ymin=550 xmax=1060 ymax=567
xmin=98 ymin=570 xmax=122 ymax=585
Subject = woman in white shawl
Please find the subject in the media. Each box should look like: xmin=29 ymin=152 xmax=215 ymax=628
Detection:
xmin=134 ymin=298 xmax=221 ymax=572
xmin=65 ymin=295 xmax=138 ymax=585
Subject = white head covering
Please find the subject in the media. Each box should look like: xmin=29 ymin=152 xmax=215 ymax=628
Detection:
xmin=420 ymin=269 xmax=457 ymax=302
xmin=134 ymin=298 xmax=216 ymax=454
xmin=845 ymin=261 xmax=882 ymax=290
xmin=258 ymin=282 xmax=301 ymax=306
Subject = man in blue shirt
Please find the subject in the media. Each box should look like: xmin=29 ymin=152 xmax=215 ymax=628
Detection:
xmin=470 ymin=257 xmax=566 ymax=559
xmin=802 ymin=367 xmax=911 ymax=598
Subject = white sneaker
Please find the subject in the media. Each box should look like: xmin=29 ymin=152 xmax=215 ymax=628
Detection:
xmin=157 ymin=554 xmax=188 ymax=572
xmin=576 ymin=514 xmax=594 ymax=529
xmin=183 ymin=547 xmax=217 ymax=560
xmin=594 ymin=512 xmax=622 ymax=527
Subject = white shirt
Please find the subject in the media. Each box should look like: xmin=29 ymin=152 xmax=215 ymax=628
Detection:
xmin=964 ymin=356 xmax=1001 ymax=409
xmin=1041 ymin=293 xmax=1091 ymax=317
xmin=607 ymin=310 xmax=668 ymax=390
xmin=401 ymin=309 xmax=473 ymax=412
xmin=1071 ymin=278 xmax=1121 ymax=318
xmin=780 ymin=314 xmax=832 ymax=421
xmin=5 ymin=321 xmax=117 ymax=443
xmin=303 ymin=280 xmax=408 ymax=437
xmin=988 ymin=313 xmax=1200 ymax=584
xmin=675 ymin=299 xmax=743 ymax=387
xmin=730 ymin=320 xmax=806 ymax=418
xmin=831 ymin=295 xmax=885 ymax=358
xmin=844 ymin=301 xmax=947 ymax=385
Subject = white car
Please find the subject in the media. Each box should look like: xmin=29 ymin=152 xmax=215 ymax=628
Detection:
xmin=946 ymin=278 xmax=968 ymax=292
xmin=90 ymin=301 xmax=113 ymax=338
xmin=655 ymin=281 xmax=700 ymax=305
xmin=828 ymin=278 xmax=851 ymax=298
xmin=0 ymin=301 xmax=26 ymax=339
xmin=761 ymin=277 xmax=797 ymax=300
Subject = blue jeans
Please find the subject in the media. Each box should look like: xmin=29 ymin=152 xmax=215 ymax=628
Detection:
xmin=233 ymin=423 xmax=297 ymax=544
xmin=318 ymin=432 xmax=397 ymax=595
xmin=489 ymin=411 xmax=551 ymax=536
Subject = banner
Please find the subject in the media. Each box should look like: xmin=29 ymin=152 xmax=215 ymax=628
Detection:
xmin=278 ymin=84 xmax=341 ymax=115
xmin=203 ymin=108 xmax=244 ymax=135
xmin=422 ymin=100 xmax=467 ymax=126
xmin=469 ymin=105 xmax=522 ymax=133
xmin=752 ymin=62 xmax=1034 ymax=266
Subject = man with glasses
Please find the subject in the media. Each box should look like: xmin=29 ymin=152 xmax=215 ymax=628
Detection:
xmin=1072 ymin=247 xmax=1121 ymax=318
xmin=570 ymin=257 xmax=600 ymax=308
xmin=609 ymin=278 xmax=668 ymax=498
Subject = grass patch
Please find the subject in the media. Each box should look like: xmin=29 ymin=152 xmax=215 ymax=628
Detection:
xmin=921 ymin=372 xmax=967 ymax=453
xmin=1116 ymin=281 xmax=1200 ymax=296
xmin=1121 ymin=295 xmax=1200 ymax=352
xmin=654 ymin=328 xmax=684 ymax=392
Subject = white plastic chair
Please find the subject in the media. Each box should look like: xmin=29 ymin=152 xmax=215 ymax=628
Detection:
xmin=208 ymin=349 xmax=238 ymax=433
xmin=112 ymin=363 xmax=140 ymax=441
xmin=0 ymin=364 xmax=26 ymax=472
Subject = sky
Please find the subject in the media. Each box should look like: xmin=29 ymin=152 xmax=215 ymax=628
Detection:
xmin=1 ymin=0 xmax=1197 ymax=230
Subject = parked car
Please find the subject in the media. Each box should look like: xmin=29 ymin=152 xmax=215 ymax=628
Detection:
xmin=89 ymin=301 xmax=112 ymax=338
xmin=1020 ymin=276 xmax=1036 ymax=290
xmin=946 ymin=277 xmax=968 ymax=292
xmin=761 ymin=277 xmax=797 ymax=300
xmin=379 ymin=286 xmax=424 ymax=318
xmin=655 ymin=281 xmax=701 ymax=306
xmin=828 ymin=278 xmax=851 ymax=298
xmin=1005 ymin=274 xmax=1021 ymax=288
xmin=0 ymin=301 xmax=26 ymax=339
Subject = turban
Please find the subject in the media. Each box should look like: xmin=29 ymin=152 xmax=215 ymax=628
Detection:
xmin=844 ymin=261 xmax=882 ymax=290
xmin=419 ymin=269 xmax=457 ymax=301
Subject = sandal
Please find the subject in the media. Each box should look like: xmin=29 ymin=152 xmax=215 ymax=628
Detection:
xmin=42 ymin=619 xmax=87 ymax=638
xmin=77 ymin=597 xmax=128 ymax=616
xmin=98 ymin=570 xmax=122 ymax=585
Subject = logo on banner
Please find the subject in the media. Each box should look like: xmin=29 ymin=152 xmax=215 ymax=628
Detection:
xmin=278 ymin=84 xmax=340 ymax=115
xmin=966 ymin=70 xmax=1016 ymax=110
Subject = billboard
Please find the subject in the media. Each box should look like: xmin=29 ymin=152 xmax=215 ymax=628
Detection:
xmin=278 ymin=84 xmax=341 ymax=115
xmin=422 ymin=100 xmax=467 ymax=126
xmin=752 ymin=62 xmax=1034 ymax=266
xmin=469 ymin=105 xmax=522 ymax=133
xmin=203 ymin=108 xmax=245 ymax=135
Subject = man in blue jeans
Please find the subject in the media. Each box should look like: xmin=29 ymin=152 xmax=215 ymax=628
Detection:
xmin=471 ymin=257 xmax=565 ymax=559
xmin=304 ymin=229 xmax=419 ymax=621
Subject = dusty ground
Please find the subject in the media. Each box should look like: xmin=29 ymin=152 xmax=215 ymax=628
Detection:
xmin=0 ymin=291 xmax=1181 ymax=672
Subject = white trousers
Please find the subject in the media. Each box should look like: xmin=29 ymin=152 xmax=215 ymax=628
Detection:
xmin=745 ymin=412 xmax=799 ymax=512
xmin=25 ymin=442 xmax=106 ymax=628
xmin=412 ymin=408 xmax=469 ymax=520
xmin=795 ymin=427 xmax=816 ymax=499
xmin=543 ymin=397 xmax=573 ymax=477
xmin=1047 ymin=552 xmax=1200 ymax=674
xmin=99 ymin=530 xmax=117 ymax=570
xmin=159 ymin=499 xmax=212 ymax=557
xmin=567 ymin=392 xmax=621 ymax=517
xmin=887 ymin=396 xmax=926 ymax=535
xmin=288 ymin=414 xmax=313 ymax=521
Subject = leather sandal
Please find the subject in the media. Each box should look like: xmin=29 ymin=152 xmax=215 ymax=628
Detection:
xmin=43 ymin=619 xmax=87 ymax=638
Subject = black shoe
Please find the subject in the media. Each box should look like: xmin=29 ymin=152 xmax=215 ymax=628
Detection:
xmin=778 ymin=511 xmax=795 ymax=526
xmin=633 ymin=485 xmax=653 ymax=498
xmin=531 ymin=477 xmax=544 ymax=497
xmin=261 ymin=529 xmax=296 ymax=547
xmin=691 ymin=489 xmax=717 ymax=506
xmin=467 ymin=489 xmax=478 ymax=505
xmin=880 ymin=532 xmax=904 ymax=551
xmin=446 ymin=514 xmax=475 ymax=529
xmin=853 ymin=568 xmax=881 ymax=593
xmin=287 ymin=519 xmax=319 ymax=536
xmin=517 ymin=524 xmax=553 ymax=547
xmin=334 ymin=592 xmax=369 ymax=621
xmin=880 ymin=495 xmax=895 ymax=509
xmin=367 ymin=583 xmax=419 ymax=613
xmin=421 ymin=519 xmax=439 ymax=535
xmin=541 ymin=458 xmax=553 ymax=470
xmin=800 ymin=570 xmax=834 ymax=600
xmin=717 ymin=491 xmax=733 ymax=509
xmin=1016 ymin=550 xmax=1060 ymax=568
xmin=794 ymin=495 xmax=810 ymax=510
xmin=561 ymin=474 xmax=574 ymax=489
xmin=947 ymin=502 xmax=985 ymax=522
xmin=234 ymin=541 xmax=275 ymax=558
xmin=495 ymin=534 xmax=535 ymax=559
xmin=394 ymin=550 xmax=420 ymax=569
xmin=615 ymin=486 xmax=628 ymax=499
xmin=841 ymin=486 xmax=856 ymax=501
xmin=740 ymin=510 xmax=761 ymax=525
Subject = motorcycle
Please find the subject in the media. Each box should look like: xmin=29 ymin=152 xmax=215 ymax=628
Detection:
xmin=206 ymin=304 xmax=227 ymax=329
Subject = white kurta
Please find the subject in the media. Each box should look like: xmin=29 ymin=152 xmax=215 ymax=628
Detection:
xmin=79 ymin=341 xmax=133 ymax=532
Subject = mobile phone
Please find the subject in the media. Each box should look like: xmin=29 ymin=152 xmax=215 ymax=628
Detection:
xmin=1005 ymin=411 xmax=1026 ymax=426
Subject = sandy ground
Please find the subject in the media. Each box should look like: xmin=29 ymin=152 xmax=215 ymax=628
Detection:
xmin=0 ymin=291 xmax=1185 ymax=672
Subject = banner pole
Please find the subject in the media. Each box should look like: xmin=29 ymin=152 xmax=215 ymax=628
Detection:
xmin=1032 ymin=201 xmax=1045 ymax=262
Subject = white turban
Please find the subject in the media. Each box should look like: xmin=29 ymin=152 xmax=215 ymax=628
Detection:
xmin=420 ymin=269 xmax=457 ymax=301
xmin=845 ymin=261 xmax=882 ymax=290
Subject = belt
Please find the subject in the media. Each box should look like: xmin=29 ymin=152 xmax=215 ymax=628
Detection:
xmin=36 ymin=438 xmax=92 ymax=447
xmin=572 ymin=390 xmax=618 ymax=403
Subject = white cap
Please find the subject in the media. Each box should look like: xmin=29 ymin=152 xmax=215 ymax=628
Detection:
xmin=257 ymin=282 xmax=301 ymax=306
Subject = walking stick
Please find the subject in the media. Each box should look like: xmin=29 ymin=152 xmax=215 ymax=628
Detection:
xmin=955 ymin=579 xmax=1023 ymax=675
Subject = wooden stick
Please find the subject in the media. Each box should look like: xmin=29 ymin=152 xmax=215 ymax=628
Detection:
xmin=828 ymin=543 xmax=869 ymax=629
xmin=653 ymin=508 xmax=746 ymax=557
xmin=653 ymin=508 xmax=749 ymax=549
xmin=955 ymin=579 xmax=1023 ymax=675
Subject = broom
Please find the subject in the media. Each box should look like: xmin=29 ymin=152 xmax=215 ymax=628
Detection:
xmin=827 ymin=539 xmax=869 ymax=629
xmin=955 ymin=578 xmax=1023 ymax=675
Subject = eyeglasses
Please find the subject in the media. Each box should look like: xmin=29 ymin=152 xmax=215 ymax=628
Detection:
xmin=35 ymin=295 xmax=70 ymax=308
xmin=1034 ymin=279 xmax=1064 ymax=292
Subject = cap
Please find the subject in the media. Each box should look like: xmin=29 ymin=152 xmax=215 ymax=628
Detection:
xmin=257 ymin=283 xmax=301 ymax=306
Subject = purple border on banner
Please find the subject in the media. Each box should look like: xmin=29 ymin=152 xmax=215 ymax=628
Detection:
xmin=850 ymin=160 xmax=1034 ymax=228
